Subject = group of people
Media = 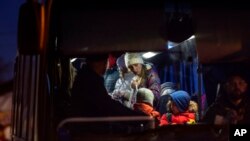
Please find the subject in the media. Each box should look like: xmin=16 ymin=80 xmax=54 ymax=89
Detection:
xmin=67 ymin=52 xmax=199 ymax=127
xmin=66 ymin=52 xmax=250 ymax=128
xmin=109 ymin=53 xmax=199 ymax=125
xmin=111 ymin=53 xmax=160 ymax=109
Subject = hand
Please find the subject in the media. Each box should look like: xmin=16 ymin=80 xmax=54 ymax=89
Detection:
xmin=112 ymin=91 xmax=123 ymax=100
xmin=131 ymin=80 xmax=139 ymax=89
xmin=131 ymin=76 xmax=142 ymax=89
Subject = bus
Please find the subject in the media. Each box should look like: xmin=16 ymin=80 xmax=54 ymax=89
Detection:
xmin=12 ymin=0 xmax=250 ymax=141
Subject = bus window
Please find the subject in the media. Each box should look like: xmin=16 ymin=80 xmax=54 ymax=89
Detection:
xmin=14 ymin=0 xmax=250 ymax=141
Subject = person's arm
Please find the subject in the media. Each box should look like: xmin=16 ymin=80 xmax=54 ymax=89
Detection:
xmin=99 ymin=92 xmax=147 ymax=116
xmin=112 ymin=79 xmax=124 ymax=100
xmin=147 ymin=69 xmax=161 ymax=101
xmin=112 ymin=79 xmax=131 ymax=101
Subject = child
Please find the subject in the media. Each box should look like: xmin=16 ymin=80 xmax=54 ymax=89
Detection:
xmin=111 ymin=54 xmax=135 ymax=108
xmin=160 ymin=90 xmax=198 ymax=126
xmin=133 ymin=88 xmax=161 ymax=125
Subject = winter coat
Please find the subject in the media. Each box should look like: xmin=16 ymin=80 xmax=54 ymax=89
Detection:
xmin=135 ymin=64 xmax=161 ymax=107
xmin=133 ymin=103 xmax=161 ymax=126
xmin=112 ymin=72 xmax=135 ymax=108
xmin=202 ymin=96 xmax=250 ymax=124
xmin=159 ymin=112 xmax=196 ymax=126
xmin=133 ymin=103 xmax=161 ymax=119
xmin=145 ymin=66 xmax=161 ymax=102
xmin=104 ymin=66 xmax=119 ymax=94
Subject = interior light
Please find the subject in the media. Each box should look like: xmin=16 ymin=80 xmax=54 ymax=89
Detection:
xmin=70 ymin=58 xmax=77 ymax=63
xmin=188 ymin=35 xmax=195 ymax=40
xmin=167 ymin=41 xmax=179 ymax=49
xmin=142 ymin=52 xmax=157 ymax=59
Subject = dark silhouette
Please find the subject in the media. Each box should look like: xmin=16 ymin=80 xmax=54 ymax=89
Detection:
xmin=68 ymin=54 xmax=146 ymax=117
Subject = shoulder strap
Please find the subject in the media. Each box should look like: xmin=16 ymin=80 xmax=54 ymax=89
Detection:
xmin=166 ymin=113 xmax=172 ymax=123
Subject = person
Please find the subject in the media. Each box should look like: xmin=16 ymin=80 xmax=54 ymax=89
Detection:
xmin=0 ymin=80 xmax=13 ymax=141
xmin=111 ymin=54 xmax=135 ymax=108
xmin=159 ymin=90 xmax=198 ymax=126
xmin=157 ymin=82 xmax=177 ymax=114
xmin=124 ymin=52 xmax=161 ymax=108
xmin=68 ymin=53 xmax=146 ymax=117
xmin=133 ymin=88 xmax=161 ymax=125
xmin=202 ymin=73 xmax=250 ymax=124
xmin=104 ymin=54 xmax=120 ymax=95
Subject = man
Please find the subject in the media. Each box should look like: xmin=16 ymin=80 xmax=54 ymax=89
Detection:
xmin=202 ymin=73 xmax=250 ymax=124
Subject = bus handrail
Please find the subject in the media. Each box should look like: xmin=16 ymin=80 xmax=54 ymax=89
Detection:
xmin=57 ymin=116 xmax=155 ymax=132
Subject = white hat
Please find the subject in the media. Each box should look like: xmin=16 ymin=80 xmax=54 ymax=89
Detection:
xmin=136 ymin=88 xmax=154 ymax=106
xmin=124 ymin=52 xmax=144 ymax=67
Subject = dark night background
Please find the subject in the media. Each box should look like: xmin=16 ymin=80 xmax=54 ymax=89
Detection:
xmin=0 ymin=0 xmax=24 ymax=83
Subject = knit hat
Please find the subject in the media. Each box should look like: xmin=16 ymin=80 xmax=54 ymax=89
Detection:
xmin=116 ymin=54 xmax=126 ymax=70
xmin=160 ymin=82 xmax=176 ymax=96
xmin=124 ymin=52 xmax=144 ymax=67
xmin=136 ymin=88 xmax=154 ymax=106
xmin=170 ymin=90 xmax=191 ymax=112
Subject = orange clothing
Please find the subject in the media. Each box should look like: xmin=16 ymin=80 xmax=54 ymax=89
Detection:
xmin=133 ymin=103 xmax=161 ymax=120
xmin=160 ymin=112 xmax=196 ymax=126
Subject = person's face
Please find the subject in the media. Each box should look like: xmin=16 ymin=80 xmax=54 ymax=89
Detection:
xmin=170 ymin=102 xmax=180 ymax=115
xmin=129 ymin=63 xmax=142 ymax=75
xmin=225 ymin=76 xmax=248 ymax=100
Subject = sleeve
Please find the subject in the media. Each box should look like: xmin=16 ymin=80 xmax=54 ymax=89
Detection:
xmin=112 ymin=79 xmax=131 ymax=101
xmin=159 ymin=114 xmax=169 ymax=126
xmin=114 ymin=78 xmax=122 ymax=90
xmin=147 ymin=68 xmax=161 ymax=101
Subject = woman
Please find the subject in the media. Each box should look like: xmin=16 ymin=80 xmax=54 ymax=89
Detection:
xmin=125 ymin=52 xmax=161 ymax=107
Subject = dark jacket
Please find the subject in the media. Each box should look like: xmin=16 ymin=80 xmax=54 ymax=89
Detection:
xmin=69 ymin=65 xmax=146 ymax=117
xmin=202 ymin=95 xmax=250 ymax=124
